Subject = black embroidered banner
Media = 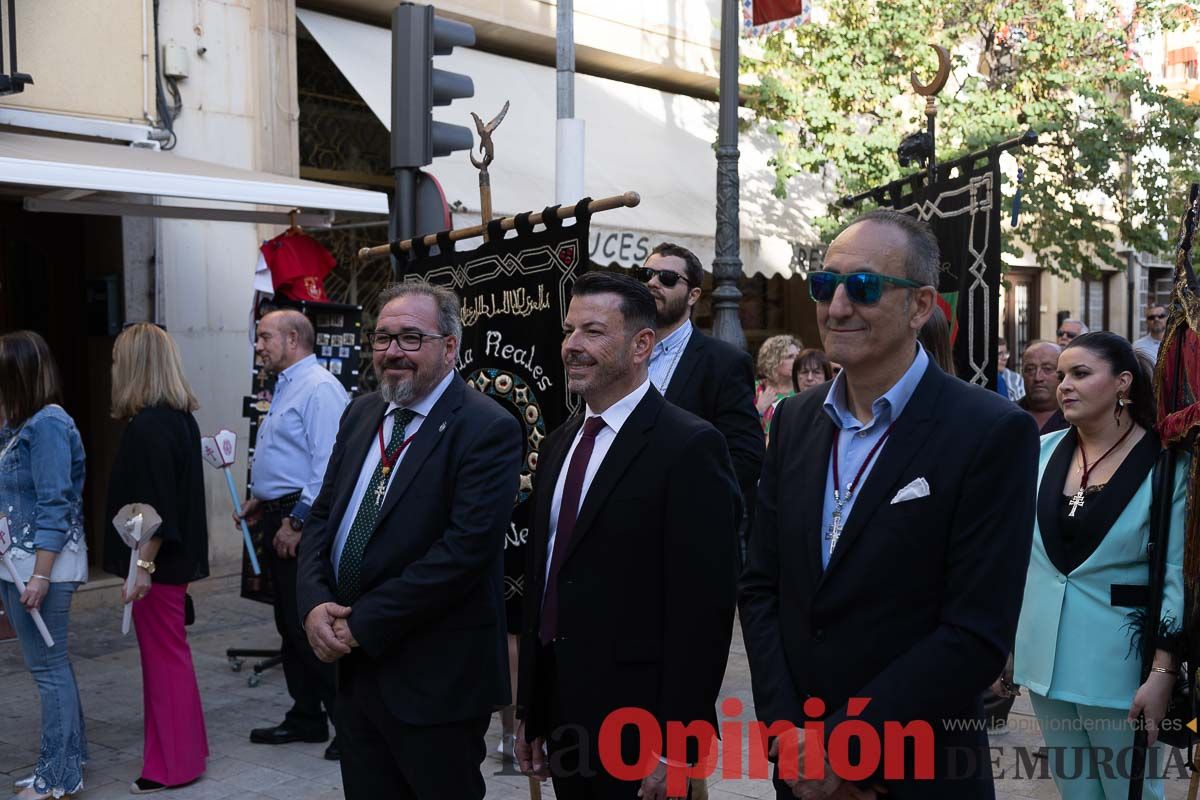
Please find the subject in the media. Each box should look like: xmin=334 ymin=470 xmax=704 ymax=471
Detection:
xmin=400 ymin=199 xmax=591 ymax=630
xmin=875 ymin=153 xmax=1003 ymax=388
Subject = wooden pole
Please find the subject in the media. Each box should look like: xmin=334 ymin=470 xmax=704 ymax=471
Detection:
xmin=358 ymin=191 xmax=640 ymax=259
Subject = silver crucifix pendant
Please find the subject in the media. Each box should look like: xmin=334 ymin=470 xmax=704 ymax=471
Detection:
xmin=1067 ymin=489 xmax=1085 ymax=518
xmin=826 ymin=510 xmax=843 ymax=547
xmin=373 ymin=482 xmax=388 ymax=508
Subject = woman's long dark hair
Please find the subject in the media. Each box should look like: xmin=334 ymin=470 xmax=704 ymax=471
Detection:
xmin=1064 ymin=331 xmax=1156 ymax=431
xmin=0 ymin=330 xmax=63 ymax=427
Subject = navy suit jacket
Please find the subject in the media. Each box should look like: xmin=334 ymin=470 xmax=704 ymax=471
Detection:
xmin=296 ymin=374 xmax=523 ymax=726
xmin=663 ymin=329 xmax=764 ymax=519
xmin=517 ymin=387 xmax=740 ymax=765
xmin=739 ymin=360 xmax=1039 ymax=798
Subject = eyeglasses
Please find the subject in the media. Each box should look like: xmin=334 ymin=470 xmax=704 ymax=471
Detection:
xmin=1056 ymin=329 xmax=1079 ymax=340
xmin=808 ymin=271 xmax=925 ymax=305
xmin=634 ymin=266 xmax=692 ymax=288
xmin=366 ymin=330 xmax=447 ymax=352
xmin=1147 ymin=313 xmax=1167 ymax=320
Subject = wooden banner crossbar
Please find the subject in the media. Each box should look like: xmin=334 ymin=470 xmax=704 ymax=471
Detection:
xmin=357 ymin=191 xmax=641 ymax=260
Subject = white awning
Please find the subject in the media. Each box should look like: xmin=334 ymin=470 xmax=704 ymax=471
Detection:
xmin=0 ymin=131 xmax=388 ymax=225
xmin=296 ymin=8 xmax=826 ymax=278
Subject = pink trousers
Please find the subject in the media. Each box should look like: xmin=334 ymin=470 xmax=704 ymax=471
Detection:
xmin=132 ymin=582 xmax=208 ymax=786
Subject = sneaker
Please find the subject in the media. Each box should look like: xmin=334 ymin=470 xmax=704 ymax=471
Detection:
xmin=11 ymin=777 xmax=34 ymax=791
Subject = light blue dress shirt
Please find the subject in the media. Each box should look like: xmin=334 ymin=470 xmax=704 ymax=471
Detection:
xmin=331 ymin=369 xmax=455 ymax=576
xmin=251 ymin=353 xmax=349 ymax=520
xmin=648 ymin=319 xmax=693 ymax=392
xmin=820 ymin=344 xmax=930 ymax=567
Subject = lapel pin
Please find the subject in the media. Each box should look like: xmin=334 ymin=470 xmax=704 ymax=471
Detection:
xmin=438 ymin=421 xmax=447 ymax=433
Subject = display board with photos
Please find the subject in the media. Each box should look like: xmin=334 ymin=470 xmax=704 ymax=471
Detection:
xmin=239 ymin=297 xmax=363 ymax=602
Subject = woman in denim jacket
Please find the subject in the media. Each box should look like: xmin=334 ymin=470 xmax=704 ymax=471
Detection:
xmin=0 ymin=331 xmax=88 ymax=800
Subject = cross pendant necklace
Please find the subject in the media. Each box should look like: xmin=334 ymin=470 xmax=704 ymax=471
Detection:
xmin=827 ymin=489 xmax=849 ymax=551
xmin=1068 ymin=424 xmax=1134 ymax=517
xmin=373 ymin=415 xmax=419 ymax=509
xmin=826 ymin=420 xmax=898 ymax=555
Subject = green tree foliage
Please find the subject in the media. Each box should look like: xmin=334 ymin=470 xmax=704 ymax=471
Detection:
xmin=743 ymin=0 xmax=1200 ymax=275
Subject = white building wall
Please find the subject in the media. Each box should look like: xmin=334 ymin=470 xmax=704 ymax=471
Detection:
xmin=154 ymin=0 xmax=296 ymax=568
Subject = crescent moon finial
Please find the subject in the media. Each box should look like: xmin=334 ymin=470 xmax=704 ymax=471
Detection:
xmin=911 ymin=44 xmax=951 ymax=97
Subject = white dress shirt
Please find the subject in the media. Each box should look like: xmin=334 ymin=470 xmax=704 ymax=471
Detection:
xmin=331 ymin=369 xmax=456 ymax=575
xmin=543 ymin=378 xmax=652 ymax=590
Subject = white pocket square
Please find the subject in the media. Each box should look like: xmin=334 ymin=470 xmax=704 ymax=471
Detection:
xmin=891 ymin=478 xmax=930 ymax=504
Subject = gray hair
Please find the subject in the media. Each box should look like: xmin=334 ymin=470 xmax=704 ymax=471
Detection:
xmin=1061 ymin=318 xmax=1089 ymax=334
xmin=379 ymin=281 xmax=463 ymax=341
xmin=844 ymin=209 xmax=940 ymax=287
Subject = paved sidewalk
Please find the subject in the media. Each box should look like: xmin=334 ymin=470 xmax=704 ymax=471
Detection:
xmin=0 ymin=574 xmax=1193 ymax=799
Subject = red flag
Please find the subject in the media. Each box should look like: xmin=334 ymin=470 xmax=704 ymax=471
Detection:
xmin=742 ymin=0 xmax=811 ymax=36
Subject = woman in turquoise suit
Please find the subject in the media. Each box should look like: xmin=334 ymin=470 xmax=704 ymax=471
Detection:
xmin=1015 ymin=331 xmax=1184 ymax=800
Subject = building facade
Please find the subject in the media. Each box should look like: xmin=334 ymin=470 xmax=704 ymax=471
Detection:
xmin=0 ymin=0 xmax=823 ymax=581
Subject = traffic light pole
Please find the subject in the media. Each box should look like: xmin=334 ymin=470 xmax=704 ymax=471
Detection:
xmin=389 ymin=2 xmax=475 ymax=279
xmin=389 ymin=168 xmax=417 ymax=279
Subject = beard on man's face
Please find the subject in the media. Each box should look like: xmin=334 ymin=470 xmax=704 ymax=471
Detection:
xmin=564 ymin=344 xmax=633 ymax=398
xmin=654 ymin=290 xmax=690 ymax=328
xmin=375 ymin=354 xmax=443 ymax=407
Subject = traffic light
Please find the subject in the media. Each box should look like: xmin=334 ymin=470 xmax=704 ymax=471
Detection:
xmin=391 ymin=3 xmax=475 ymax=169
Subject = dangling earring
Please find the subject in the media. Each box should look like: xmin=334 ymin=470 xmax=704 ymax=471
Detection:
xmin=1114 ymin=395 xmax=1128 ymax=426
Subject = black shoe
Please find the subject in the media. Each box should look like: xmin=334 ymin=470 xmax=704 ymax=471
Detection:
xmin=324 ymin=737 xmax=341 ymax=761
xmin=249 ymin=722 xmax=328 ymax=745
xmin=130 ymin=777 xmax=167 ymax=794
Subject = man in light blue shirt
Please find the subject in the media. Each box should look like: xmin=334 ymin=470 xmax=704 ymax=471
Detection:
xmin=819 ymin=342 xmax=928 ymax=567
xmin=239 ymin=309 xmax=348 ymax=758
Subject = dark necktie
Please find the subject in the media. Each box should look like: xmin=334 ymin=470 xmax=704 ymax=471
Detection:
xmin=337 ymin=407 xmax=416 ymax=605
xmin=540 ymin=415 xmax=607 ymax=644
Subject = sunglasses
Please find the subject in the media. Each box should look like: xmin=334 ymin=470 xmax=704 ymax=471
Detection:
xmin=807 ymin=271 xmax=925 ymax=305
xmin=634 ymin=266 xmax=692 ymax=289
xmin=1147 ymin=313 xmax=1167 ymax=320
xmin=122 ymin=321 xmax=168 ymax=332
xmin=1056 ymin=329 xmax=1078 ymax=340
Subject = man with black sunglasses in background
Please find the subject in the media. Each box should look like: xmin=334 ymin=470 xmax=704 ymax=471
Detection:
xmin=1056 ymin=318 xmax=1088 ymax=347
xmin=740 ymin=210 xmax=1039 ymax=799
xmin=635 ymin=243 xmax=763 ymax=533
xmin=1133 ymin=303 xmax=1167 ymax=364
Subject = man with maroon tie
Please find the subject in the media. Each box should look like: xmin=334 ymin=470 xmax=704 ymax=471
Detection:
xmin=515 ymin=271 xmax=740 ymax=800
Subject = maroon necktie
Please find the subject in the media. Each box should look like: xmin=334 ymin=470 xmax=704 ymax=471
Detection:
xmin=540 ymin=415 xmax=607 ymax=644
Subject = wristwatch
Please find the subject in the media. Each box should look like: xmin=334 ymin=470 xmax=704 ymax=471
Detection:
xmin=288 ymin=515 xmax=304 ymax=532
xmin=136 ymin=558 xmax=156 ymax=574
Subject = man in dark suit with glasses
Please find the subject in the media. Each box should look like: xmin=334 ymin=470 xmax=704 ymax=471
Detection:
xmin=740 ymin=210 xmax=1039 ymax=799
xmin=297 ymin=281 xmax=523 ymax=800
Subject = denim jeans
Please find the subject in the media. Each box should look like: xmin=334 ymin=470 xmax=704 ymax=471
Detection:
xmin=0 ymin=579 xmax=87 ymax=796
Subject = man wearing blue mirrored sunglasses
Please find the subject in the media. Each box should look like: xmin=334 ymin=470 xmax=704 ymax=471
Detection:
xmin=740 ymin=210 xmax=1040 ymax=799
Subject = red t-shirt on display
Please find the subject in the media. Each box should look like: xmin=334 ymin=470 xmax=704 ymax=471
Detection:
xmin=260 ymin=232 xmax=336 ymax=303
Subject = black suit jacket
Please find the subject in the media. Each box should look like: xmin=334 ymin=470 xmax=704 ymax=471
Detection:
xmin=296 ymin=374 xmax=523 ymax=726
xmin=517 ymin=387 xmax=740 ymax=760
xmin=739 ymin=362 xmax=1039 ymax=798
xmin=664 ymin=328 xmax=764 ymax=518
